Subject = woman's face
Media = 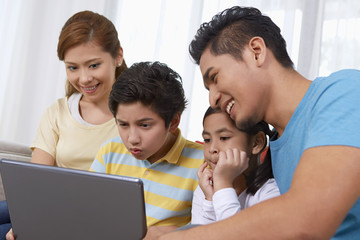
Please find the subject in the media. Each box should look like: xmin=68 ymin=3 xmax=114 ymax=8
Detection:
xmin=64 ymin=42 xmax=119 ymax=103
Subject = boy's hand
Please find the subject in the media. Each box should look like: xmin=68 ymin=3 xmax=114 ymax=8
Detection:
xmin=213 ymin=148 xmax=249 ymax=192
xmin=197 ymin=162 xmax=214 ymax=201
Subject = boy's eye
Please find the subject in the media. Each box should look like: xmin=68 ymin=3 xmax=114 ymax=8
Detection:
xmin=141 ymin=123 xmax=150 ymax=128
xmin=90 ymin=63 xmax=100 ymax=69
xmin=220 ymin=136 xmax=230 ymax=141
xmin=117 ymin=122 xmax=128 ymax=127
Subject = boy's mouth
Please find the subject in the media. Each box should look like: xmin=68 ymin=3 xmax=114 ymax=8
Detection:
xmin=130 ymin=148 xmax=142 ymax=156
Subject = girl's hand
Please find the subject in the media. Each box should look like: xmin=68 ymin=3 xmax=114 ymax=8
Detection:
xmin=213 ymin=148 xmax=249 ymax=192
xmin=197 ymin=162 xmax=214 ymax=201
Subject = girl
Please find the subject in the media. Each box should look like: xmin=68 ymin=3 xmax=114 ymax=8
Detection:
xmin=191 ymin=107 xmax=280 ymax=224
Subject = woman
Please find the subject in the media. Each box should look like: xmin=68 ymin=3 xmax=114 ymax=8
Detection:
xmin=2 ymin=10 xmax=127 ymax=239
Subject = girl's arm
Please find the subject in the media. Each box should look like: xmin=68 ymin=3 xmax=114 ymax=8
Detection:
xmin=191 ymin=185 xmax=216 ymax=225
xmin=212 ymin=188 xmax=241 ymax=221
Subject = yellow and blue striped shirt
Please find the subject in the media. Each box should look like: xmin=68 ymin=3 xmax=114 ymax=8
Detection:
xmin=90 ymin=129 xmax=204 ymax=227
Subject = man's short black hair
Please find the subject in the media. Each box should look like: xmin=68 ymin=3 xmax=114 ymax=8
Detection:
xmin=109 ymin=61 xmax=187 ymax=128
xmin=189 ymin=6 xmax=293 ymax=68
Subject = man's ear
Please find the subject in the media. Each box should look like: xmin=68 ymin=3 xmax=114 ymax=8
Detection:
xmin=252 ymin=131 xmax=266 ymax=155
xmin=248 ymin=36 xmax=266 ymax=67
xmin=169 ymin=112 xmax=181 ymax=133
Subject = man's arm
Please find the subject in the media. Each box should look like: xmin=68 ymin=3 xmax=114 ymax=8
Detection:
xmin=159 ymin=146 xmax=360 ymax=239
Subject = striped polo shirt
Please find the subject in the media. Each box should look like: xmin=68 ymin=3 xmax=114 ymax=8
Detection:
xmin=90 ymin=129 xmax=204 ymax=227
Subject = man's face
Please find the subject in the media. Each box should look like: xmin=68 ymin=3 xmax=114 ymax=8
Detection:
xmin=199 ymin=47 xmax=268 ymax=132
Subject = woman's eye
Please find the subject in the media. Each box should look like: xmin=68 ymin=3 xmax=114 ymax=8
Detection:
xmin=90 ymin=63 xmax=100 ymax=69
xmin=67 ymin=66 xmax=77 ymax=71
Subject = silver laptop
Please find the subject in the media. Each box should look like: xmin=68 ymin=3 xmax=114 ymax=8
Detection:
xmin=0 ymin=159 xmax=147 ymax=240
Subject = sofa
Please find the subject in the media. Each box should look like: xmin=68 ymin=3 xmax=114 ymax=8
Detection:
xmin=0 ymin=141 xmax=32 ymax=201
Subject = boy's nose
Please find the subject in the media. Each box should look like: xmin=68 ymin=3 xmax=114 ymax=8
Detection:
xmin=128 ymin=129 xmax=140 ymax=145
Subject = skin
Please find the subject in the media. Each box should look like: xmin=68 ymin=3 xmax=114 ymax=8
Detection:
xmin=155 ymin=37 xmax=360 ymax=239
xmin=115 ymin=101 xmax=179 ymax=164
xmin=200 ymin=111 xmax=265 ymax=199
xmin=6 ymin=41 xmax=124 ymax=240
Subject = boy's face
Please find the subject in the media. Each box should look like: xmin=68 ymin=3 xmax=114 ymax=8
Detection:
xmin=199 ymin=47 xmax=269 ymax=132
xmin=115 ymin=101 xmax=174 ymax=164
xmin=202 ymin=112 xmax=254 ymax=170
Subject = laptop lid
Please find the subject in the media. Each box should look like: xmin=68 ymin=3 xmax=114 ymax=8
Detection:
xmin=0 ymin=159 xmax=147 ymax=240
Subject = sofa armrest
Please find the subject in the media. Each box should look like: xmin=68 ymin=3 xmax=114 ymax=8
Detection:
xmin=0 ymin=140 xmax=32 ymax=201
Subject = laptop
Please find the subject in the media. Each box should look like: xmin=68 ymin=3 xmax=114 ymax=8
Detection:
xmin=0 ymin=159 xmax=147 ymax=240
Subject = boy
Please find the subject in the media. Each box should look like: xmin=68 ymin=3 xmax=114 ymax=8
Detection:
xmin=90 ymin=61 xmax=204 ymax=228
xmin=158 ymin=6 xmax=360 ymax=240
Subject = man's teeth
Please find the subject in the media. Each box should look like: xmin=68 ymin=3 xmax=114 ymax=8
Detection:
xmin=226 ymin=100 xmax=235 ymax=114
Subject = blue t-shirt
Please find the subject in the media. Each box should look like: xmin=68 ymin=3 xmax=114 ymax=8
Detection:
xmin=270 ymin=69 xmax=360 ymax=239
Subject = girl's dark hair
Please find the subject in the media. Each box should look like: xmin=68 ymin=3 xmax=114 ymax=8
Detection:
xmin=203 ymin=107 xmax=275 ymax=195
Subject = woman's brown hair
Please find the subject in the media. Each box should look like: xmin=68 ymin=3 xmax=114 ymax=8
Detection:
xmin=57 ymin=10 xmax=127 ymax=97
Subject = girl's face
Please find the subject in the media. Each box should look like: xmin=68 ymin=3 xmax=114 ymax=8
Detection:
xmin=64 ymin=42 xmax=120 ymax=103
xmin=202 ymin=111 xmax=255 ymax=170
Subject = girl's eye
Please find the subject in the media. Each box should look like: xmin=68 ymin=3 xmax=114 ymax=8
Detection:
xmin=220 ymin=136 xmax=230 ymax=141
xmin=203 ymin=138 xmax=210 ymax=143
xmin=90 ymin=63 xmax=100 ymax=69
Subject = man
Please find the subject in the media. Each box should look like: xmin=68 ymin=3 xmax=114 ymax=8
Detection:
xmin=158 ymin=6 xmax=360 ymax=239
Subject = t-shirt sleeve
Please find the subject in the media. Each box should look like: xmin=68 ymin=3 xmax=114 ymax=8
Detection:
xmin=89 ymin=143 xmax=107 ymax=173
xmin=30 ymin=102 xmax=60 ymax=158
xmin=306 ymin=73 xmax=360 ymax=149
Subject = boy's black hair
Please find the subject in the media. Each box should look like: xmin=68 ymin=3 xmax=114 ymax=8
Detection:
xmin=203 ymin=107 xmax=275 ymax=195
xmin=189 ymin=6 xmax=293 ymax=68
xmin=109 ymin=61 xmax=187 ymax=128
